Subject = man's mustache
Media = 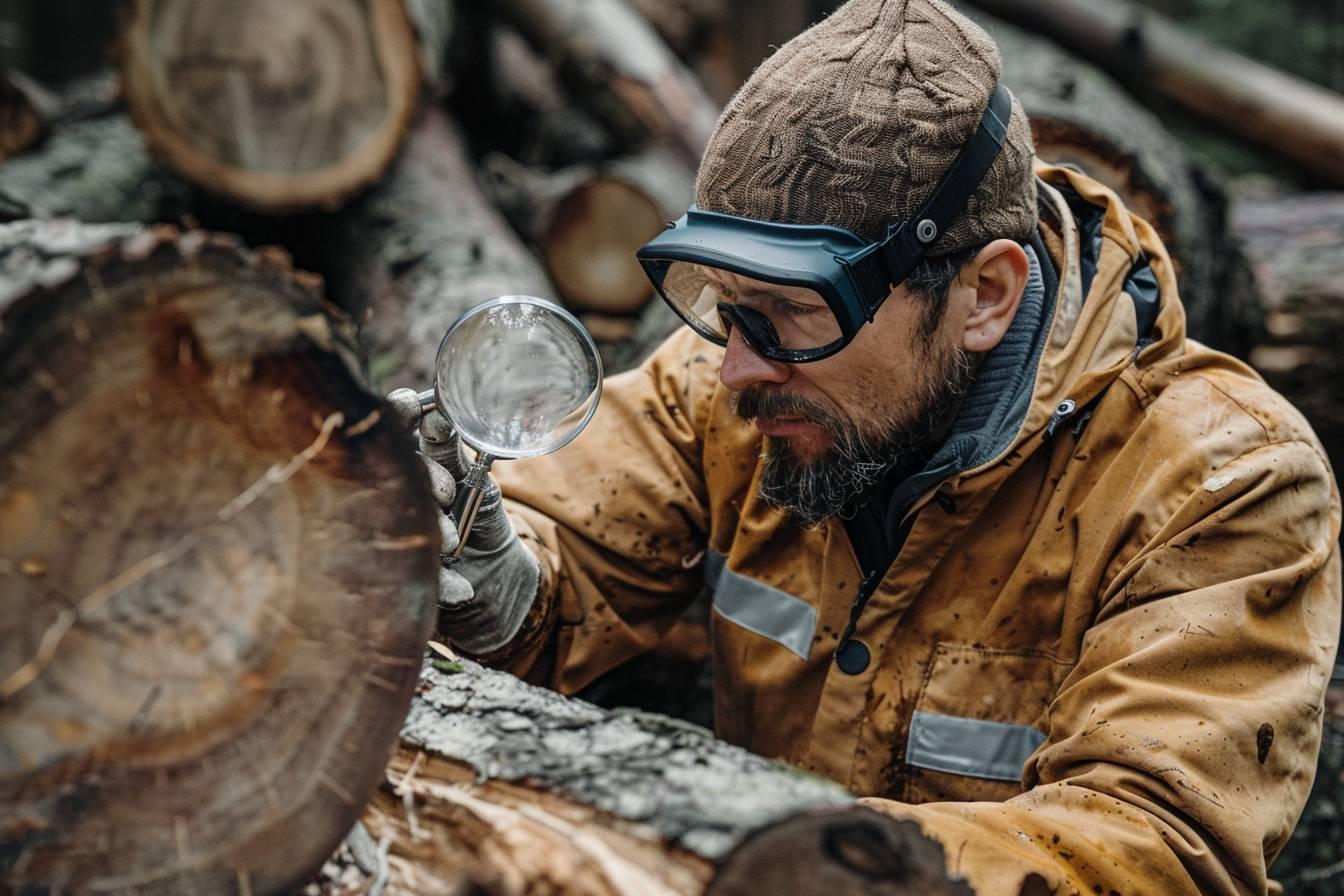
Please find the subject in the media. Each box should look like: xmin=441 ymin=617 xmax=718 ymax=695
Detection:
xmin=732 ymin=388 xmax=840 ymax=429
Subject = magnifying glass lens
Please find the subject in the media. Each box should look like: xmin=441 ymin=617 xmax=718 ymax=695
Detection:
xmin=434 ymin=297 xmax=602 ymax=459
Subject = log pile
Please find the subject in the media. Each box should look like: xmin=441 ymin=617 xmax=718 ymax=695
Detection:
xmin=2 ymin=1 xmax=1344 ymax=893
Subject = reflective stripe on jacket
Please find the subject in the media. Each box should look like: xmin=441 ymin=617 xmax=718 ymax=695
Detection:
xmin=492 ymin=163 xmax=1342 ymax=895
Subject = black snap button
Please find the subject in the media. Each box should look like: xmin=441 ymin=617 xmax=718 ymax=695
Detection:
xmin=835 ymin=640 xmax=871 ymax=675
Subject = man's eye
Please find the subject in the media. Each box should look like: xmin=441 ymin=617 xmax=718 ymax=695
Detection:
xmin=774 ymin=298 xmax=826 ymax=317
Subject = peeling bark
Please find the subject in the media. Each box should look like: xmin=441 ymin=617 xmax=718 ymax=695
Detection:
xmin=311 ymin=660 xmax=852 ymax=895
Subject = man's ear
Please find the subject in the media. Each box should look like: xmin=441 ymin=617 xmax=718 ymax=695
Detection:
xmin=959 ymin=239 xmax=1029 ymax=354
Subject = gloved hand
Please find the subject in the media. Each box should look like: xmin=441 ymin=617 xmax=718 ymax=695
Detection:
xmin=387 ymin=388 xmax=541 ymax=655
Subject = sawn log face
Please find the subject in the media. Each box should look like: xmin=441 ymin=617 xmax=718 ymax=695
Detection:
xmin=0 ymin=220 xmax=440 ymax=895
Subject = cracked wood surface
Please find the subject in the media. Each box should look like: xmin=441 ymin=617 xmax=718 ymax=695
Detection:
xmin=313 ymin=660 xmax=852 ymax=895
xmin=0 ymin=220 xmax=440 ymax=895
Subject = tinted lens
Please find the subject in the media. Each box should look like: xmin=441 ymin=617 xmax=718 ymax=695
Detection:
xmin=654 ymin=261 xmax=843 ymax=352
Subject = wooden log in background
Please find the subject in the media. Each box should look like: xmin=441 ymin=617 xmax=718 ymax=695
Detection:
xmin=312 ymin=106 xmax=556 ymax=391
xmin=1231 ymin=192 xmax=1344 ymax=478
xmin=0 ymin=94 xmax=192 ymax=226
xmin=963 ymin=0 xmax=1344 ymax=188
xmin=493 ymin=0 xmax=721 ymax=166
xmin=481 ymin=147 xmax=694 ymax=316
xmin=0 ymin=219 xmax=441 ymax=895
xmin=120 ymin=0 xmax=425 ymax=213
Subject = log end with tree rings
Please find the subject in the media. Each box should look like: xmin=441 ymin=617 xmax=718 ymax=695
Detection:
xmin=0 ymin=220 xmax=440 ymax=895
xmin=120 ymin=0 xmax=423 ymax=213
xmin=544 ymin=177 xmax=667 ymax=316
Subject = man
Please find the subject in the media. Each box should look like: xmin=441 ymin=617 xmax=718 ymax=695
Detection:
xmin=389 ymin=0 xmax=1341 ymax=891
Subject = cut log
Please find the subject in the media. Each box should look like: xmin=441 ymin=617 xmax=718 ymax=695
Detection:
xmin=624 ymin=0 xmax=728 ymax=61
xmin=0 ymin=219 xmax=440 ymax=895
xmin=311 ymin=107 xmax=557 ymax=390
xmin=959 ymin=3 xmax=1263 ymax=356
xmin=1232 ymin=192 xmax=1344 ymax=479
xmin=482 ymin=149 xmax=694 ymax=316
xmin=457 ymin=25 xmax=615 ymax=170
xmin=405 ymin=0 xmax=457 ymax=99
xmin=120 ymin=0 xmax=424 ymax=212
xmin=309 ymin=659 xmax=888 ymax=895
xmin=493 ymin=0 xmax=720 ymax=166
xmin=963 ymin=0 xmax=1344 ymax=187
xmin=0 ymin=110 xmax=192 ymax=225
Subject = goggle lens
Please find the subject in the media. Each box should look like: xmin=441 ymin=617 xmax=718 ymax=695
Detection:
xmin=653 ymin=261 xmax=844 ymax=354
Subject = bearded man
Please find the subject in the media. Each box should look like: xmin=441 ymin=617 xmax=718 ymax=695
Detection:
xmin=388 ymin=0 xmax=1341 ymax=891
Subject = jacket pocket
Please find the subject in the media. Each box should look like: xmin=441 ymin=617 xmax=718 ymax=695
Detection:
xmin=906 ymin=643 xmax=1071 ymax=803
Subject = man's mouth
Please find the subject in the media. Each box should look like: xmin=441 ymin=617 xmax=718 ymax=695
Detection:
xmin=754 ymin=416 xmax=823 ymax=438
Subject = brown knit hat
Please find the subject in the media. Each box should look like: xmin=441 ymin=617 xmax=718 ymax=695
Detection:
xmin=695 ymin=0 xmax=1036 ymax=253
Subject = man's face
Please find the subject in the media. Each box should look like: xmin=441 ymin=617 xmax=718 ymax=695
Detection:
xmin=718 ymin=269 xmax=974 ymax=527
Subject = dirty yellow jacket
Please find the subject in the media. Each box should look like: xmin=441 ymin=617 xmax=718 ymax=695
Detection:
xmin=492 ymin=164 xmax=1341 ymax=895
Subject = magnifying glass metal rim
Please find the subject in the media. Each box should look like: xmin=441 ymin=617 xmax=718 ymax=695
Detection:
xmin=418 ymin=294 xmax=604 ymax=459
xmin=413 ymin=295 xmax=604 ymax=564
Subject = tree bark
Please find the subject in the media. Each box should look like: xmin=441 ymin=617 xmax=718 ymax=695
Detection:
xmin=963 ymin=0 xmax=1344 ymax=187
xmin=493 ymin=0 xmax=720 ymax=166
xmin=960 ymin=3 xmax=1263 ymax=356
xmin=481 ymin=148 xmax=694 ymax=316
xmin=120 ymin=0 xmax=424 ymax=212
xmin=1232 ymin=192 xmax=1344 ymax=478
xmin=310 ymin=659 xmax=857 ymax=895
xmin=0 ymin=106 xmax=193 ymax=225
xmin=312 ymin=107 xmax=556 ymax=392
xmin=0 ymin=219 xmax=441 ymax=895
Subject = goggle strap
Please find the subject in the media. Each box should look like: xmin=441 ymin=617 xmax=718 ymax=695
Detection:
xmin=878 ymin=83 xmax=1014 ymax=290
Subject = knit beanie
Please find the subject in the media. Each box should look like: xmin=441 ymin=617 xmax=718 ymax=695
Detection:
xmin=695 ymin=0 xmax=1037 ymax=253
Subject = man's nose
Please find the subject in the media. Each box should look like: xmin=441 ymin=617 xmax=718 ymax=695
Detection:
xmin=719 ymin=325 xmax=791 ymax=391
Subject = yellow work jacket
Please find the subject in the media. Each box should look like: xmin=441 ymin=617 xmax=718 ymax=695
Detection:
xmin=492 ymin=164 xmax=1341 ymax=895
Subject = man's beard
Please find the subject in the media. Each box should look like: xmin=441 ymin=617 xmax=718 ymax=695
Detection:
xmin=732 ymin=345 xmax=975 ymax=528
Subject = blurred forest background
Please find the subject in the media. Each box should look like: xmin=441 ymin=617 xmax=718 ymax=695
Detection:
xmin=0 ymin=0 xmax=1340 ymax=892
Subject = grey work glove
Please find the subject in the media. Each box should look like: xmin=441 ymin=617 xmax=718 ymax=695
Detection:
xmin=387 ymin=388 xmax=541 ymax=655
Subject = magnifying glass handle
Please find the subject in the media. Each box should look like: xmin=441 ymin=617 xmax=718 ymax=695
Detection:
xmin=449 ymin=453 xmax=497 ymax=563
xmin=415 ymin=389 xmax=436 ymax=415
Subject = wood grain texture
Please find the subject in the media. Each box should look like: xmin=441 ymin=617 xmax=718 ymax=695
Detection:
xmin=311 ymin=660 xmax=853 ymax=895
xmin=0 ymin=220 xmax=440 ymax=895
xmin=121 ymin=0 xmax=423 ymax=212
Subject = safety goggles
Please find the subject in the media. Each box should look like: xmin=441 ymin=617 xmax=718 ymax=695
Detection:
xmin=638 ymin=83 xmax=1012 ymax=363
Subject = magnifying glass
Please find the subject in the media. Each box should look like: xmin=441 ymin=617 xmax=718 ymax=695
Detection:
xmin=416 ymin=296 xmax=602 ymax=560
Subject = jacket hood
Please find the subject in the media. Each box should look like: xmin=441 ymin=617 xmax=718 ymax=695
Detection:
xmin=938 ymin=161 xmax=1189 ymax=492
